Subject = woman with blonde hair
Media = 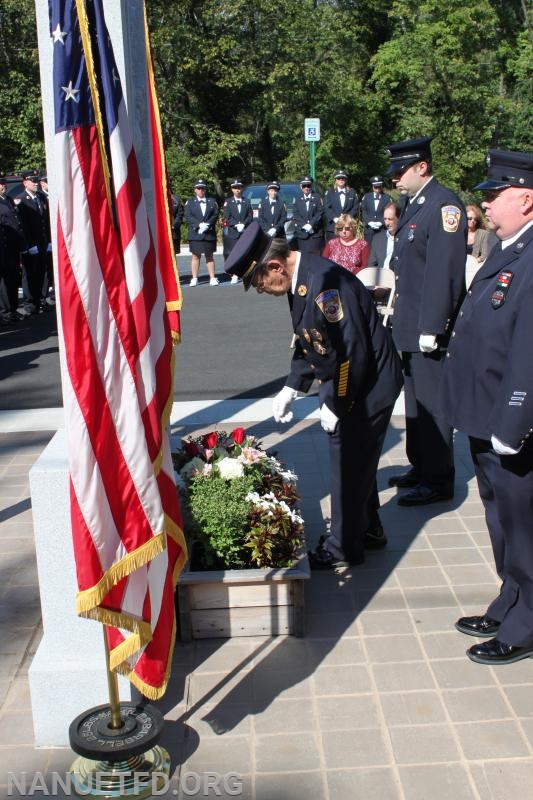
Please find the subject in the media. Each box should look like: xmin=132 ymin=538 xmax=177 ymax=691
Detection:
xmin=322 ymin=214 xmax=369 ymax=275
xmin=466 ymin=204 xmax=490 ymax=263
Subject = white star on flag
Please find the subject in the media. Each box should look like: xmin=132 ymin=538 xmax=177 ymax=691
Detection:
xmin=62 ymin=81 xmax=80 ymax=102
xmin=52 ymin=23 xmax=67 ymax=44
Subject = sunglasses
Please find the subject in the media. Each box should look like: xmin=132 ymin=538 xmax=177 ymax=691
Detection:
xmin=336 ymin=226 xmax=353 ymax=232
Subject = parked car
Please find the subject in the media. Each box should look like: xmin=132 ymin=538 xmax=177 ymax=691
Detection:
xmin=242 ymin=181 xmax=323 ymax=242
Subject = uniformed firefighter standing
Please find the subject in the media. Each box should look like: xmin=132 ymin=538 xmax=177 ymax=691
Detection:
xmin=0 ymin=173 xmax=26 ymax=323
xmin=224 ymin=222 xmax=403 ymax=568
xmin=323 ymin=170 xmax=359 ymax=241
xmin=386 ymin=137 xmax=467 ymax=505
xmin=442 ymin=149 xmax=533 ymax=665
xmin=292 ymin=177 xmax=324 ymax=255
xmin=17 ymin=169 xmax=49 ymax=314
xmin=222 ymin=179 xmax=253 ymax=280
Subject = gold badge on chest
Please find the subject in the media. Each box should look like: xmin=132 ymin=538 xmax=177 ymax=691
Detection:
xmin=297 ymin=284 xmax=307 ymax=296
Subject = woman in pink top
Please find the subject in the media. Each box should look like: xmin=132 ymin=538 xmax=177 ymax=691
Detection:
xmin=322 ymin=214 xmax=369 ymax=275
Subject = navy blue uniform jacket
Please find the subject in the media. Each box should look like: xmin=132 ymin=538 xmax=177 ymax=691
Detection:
xmin=285 ymin=255 xmax=403 ymax=418
xmin=184 ymin=197 xmax=219 ymax=243
xmin=222 ymin=197 xmax=253 ymax=240
xmin=390 ymin=178 xmax=467 ymax=351
xmin=258 ymin=197 xmax=287 ymax=237
xmin=292 ymin=194 xmax=324 ymax=243
xmin=323 ymin=188 xmax=359 ymax=236
xmin=441 ymin=225 xmax=533 ymax=449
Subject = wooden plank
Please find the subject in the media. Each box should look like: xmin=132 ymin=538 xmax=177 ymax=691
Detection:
xmin=190 ymin=606 xmax=293 ymax=638
xmin=189 ymin=581 xmax=292 ymax=610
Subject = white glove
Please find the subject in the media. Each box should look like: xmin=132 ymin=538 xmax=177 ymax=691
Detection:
xmin=272 ymin=386 xmax=298 ymax=423
xmin=268 ymin=227 xmax=277 ymax=237
xmin=368 ymin=221 xmax=381 ymax=230
xmin=491 ymin=435 xmax=522 ymax=455
xmin=28 ymin=245 xmax=39 ymax=255
xmin=235 ymin=223 xmax=245 ymax=233
xmin=198 ymin=222 xmax=209 ymax=234
xmin=320 ymin=404 xmax=339 ymax=434
xmin=419 ymin=334 xmax=438 ymax=353
xmin=47 ymin=242 xmax=52 ymax=252
xmin=333 ymin=217 xmax=339 ymax=223
xmin=303 ymin=223 xmax=313 ymax=233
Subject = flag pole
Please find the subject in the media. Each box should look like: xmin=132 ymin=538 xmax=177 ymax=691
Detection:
xmin=103 ymin=627 xmax=123 ymax=730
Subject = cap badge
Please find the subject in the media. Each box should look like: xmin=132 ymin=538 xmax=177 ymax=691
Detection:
xmin=315 ymin=289 xmax=344 ymax=323
xmin=298 ymin=284 xmax=307 ymax=296
xmin=441 ymin=205 xmax=461 ymax=233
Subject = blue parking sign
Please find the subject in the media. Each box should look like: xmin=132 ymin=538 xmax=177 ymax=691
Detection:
xmin=304 ymin=118 xmax=320 ymax=142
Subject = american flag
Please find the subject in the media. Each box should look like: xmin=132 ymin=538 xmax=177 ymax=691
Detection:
xmin=50 ymin=0 xmax=187 ymax=699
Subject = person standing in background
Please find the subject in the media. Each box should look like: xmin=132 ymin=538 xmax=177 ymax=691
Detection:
xmin=361 ymin=176 xmax=393 ymax=244
xmin=222 ymin=179 xmax=253 ymax=282
xmin=323 ymin=170 xmax=359 ymax=241
xmin=292 ymin=176 xmax=324 ymax=255
xmin=38 ymin=173 xmax=54 ymax=307
xmin=258 ymin=181 xmax=287 ymax=239
xmin=171 ymin=193 xmax=184 ymax=254
xmin=385 ymin=136 xmax=467 ymax=506
xmin=322 ymin=214 xmax=369 ymax=275
xmin=0 ymin=173 xmax=26 ymax=324
xmin=184 ymin=179 xmax=219 ymax=286
xmin=368 ymin=202 xmax=400 ymax=269
xmin=17 ymin=169 xmax=49 ymax=315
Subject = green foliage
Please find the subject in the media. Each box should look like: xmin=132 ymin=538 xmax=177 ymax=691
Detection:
xmin=1 ymin=0 xmax=531 ymax=195
xmin=188 ymin=473 xmax=257 ymax=569
xmin=0 ymin=0 xmax=44 ymax=171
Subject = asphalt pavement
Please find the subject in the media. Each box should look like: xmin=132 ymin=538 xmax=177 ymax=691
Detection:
xmin=0 ymin=253 xmax=303 ymax=410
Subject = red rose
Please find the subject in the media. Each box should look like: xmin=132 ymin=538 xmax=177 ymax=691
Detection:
xmin=202 ymin=431 xmax=218 ymax=449
xmin=184 ymin=441 xmax=199 ymax=456
xmin=231 ymin=427 xmax=246 ymax=445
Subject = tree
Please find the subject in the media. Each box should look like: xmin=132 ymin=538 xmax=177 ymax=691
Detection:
xmin=0 ymin=0 xmax=44 ymax=171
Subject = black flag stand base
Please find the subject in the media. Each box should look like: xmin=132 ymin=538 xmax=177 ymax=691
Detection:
xmin=68 ymin=628 xmax=171 ymax=799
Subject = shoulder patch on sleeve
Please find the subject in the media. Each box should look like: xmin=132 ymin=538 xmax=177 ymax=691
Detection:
xmin=441 ymin=205 xmax=461 ymax=233
xmin=315 ymin=289 xmax=344 ymax=323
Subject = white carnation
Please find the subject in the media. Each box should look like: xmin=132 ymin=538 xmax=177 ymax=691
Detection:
xmin=217 ymin=456 xmax=245 ymax=480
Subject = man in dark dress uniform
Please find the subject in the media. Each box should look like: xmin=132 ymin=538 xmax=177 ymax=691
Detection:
xmin=171 ymin=194 xmax=184 ymax=254
xmin=386 ymin=136 xmax=467 ymax=506
xmin=257 ymin=181 xmax=287 ymax=239
xmin=323 ymin=170 xmax=359 ymax=241
xmin=0 ymin=173 xmax=26 ymax=323
xmin=17 ymin=169 xmax=49 ymax=314
xmin=442 ymin=149 xmax=533 ymax=665
xmin=222 ymin=179 xmax=253 ymax=280
xmin=224 ymin=222 xmax=403 ymax=568
xmin=361 ymin=176 xmax=393 ymax=244
xmin=38 ymin=173 xmax=54 ymax=306
xmin=292 ymin=177 xmax=324 ymax=255
xmin=184 ymin=179 xmax=219 ymax=286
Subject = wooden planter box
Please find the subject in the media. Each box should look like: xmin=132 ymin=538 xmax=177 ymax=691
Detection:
xmin=177 ymin=552 xmax=310 ymax=640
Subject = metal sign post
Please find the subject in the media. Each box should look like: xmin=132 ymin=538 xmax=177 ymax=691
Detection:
xmin=304 ymin=118 xmax=320 ymax=180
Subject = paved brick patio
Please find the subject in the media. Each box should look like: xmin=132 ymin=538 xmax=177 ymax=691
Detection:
xmin=1 ymin=418 xmax=533 ymax=799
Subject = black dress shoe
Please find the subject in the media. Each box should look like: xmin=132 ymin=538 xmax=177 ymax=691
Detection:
xmin=364 ymin=523 xmax=387 ymax=550
xmin=388 ymin=469 xmax=419 ymax=488
xmin=467 ymin=638 xmax=533 ymax=664
xmin=397 ymin=485 xmax=453 ymax=506
xmin=308 ymin=546 xmax=364 ymax=570
xmin=455 ymin=614 xmax=500 ymax=638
